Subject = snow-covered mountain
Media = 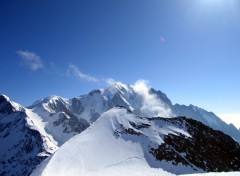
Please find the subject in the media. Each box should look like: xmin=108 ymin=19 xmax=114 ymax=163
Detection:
xmin=27 ymin=81 xmax=173 ymax=145
xmin=1 ymin=81 xmax=240 ymax=175
xmin=32 ymin=107 xmax=240 ymax=176
xmin=28 ymin=81 xmax=240 ymax=145
xmin=28 ymin=96 xmax=89 ymax=145
xmin=0 ymin=95 xmax=58 ymax=176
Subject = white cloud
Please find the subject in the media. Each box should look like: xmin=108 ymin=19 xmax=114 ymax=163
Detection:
xmin=17 ymin=50 xmax=44 ymax=71
xmin=131 ymin=80 xmax=173 ymax=117
xmin=67 ymin=64 xmax=99 ymax=82
xmin=217 ymin=113 xmax=240 ymax=129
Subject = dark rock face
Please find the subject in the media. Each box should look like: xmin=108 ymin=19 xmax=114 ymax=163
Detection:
xmin=47 ymin=99 xmax=68 ymax=113
xmin=46 ymin=98 xmax=90 ymax=136
xmin=71 ymin=98 xmax=84 ymax=114
xmin=149 ymin=117 xmax=240 ymax=172
xmin=173 ymin=104 xmax=240 ymax=144
xmin=112 ymin=93 xmax=130 ymax=110
xmin=88 ymin=89 xmax=101 ymax=96
xmin=0 ymin=95 xmax=23 ymax=114
xmin=53 ymin=112 xmax=89 ymax=134
xmin=112 ymin=114 xmax=240 ymax=173
xmin=0 ymin=112 xmax=48 ymax=176
xmin=89 ymin=109 xmax=100 ymax=123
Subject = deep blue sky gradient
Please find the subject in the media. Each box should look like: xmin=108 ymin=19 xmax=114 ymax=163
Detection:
xmin=0 ymin=0 xmax=240 ymax=115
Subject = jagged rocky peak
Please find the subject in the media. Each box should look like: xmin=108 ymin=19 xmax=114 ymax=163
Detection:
xmin=0 ymin=94 xmax=10 ymax=103
xmin=0 ymin=95 xmax=58 ymax=176
xmin=70 ymin=97 xmax=84 ymax=114
xmin=30 ymin=95 xmax=67 ymax=106
xmin=0 ymin=94 xmax=24 ymax=113
xmin=44 ymin=96 xmax=68 ymax=105
xmin=88 ymin=89 xmax=102 ymax=96
xmin=29 ymin=95 xmax=69 ymax=113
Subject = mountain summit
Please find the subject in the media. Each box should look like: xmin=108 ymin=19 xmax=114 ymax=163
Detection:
xmin=28 ymin=81 xmax=240 ymax=144
xmin=1 ymin=81 xmax=240 ymax=175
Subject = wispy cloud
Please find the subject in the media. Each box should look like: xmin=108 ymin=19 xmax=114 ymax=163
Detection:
xmin=16 ymin=51 xmax=100 ymax=83
xmin=17 ymin=50 xmax=44 ymax=71
xmin=67 ymin=64 xmax=99 ymax=82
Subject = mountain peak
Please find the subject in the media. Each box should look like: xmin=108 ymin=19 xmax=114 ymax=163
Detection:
xmin=0 ymin=94 xmax=10 ymax=103
xmin=104 ymin=81 xmax=131 ymax=97
xmin=0 ymin=94 xmax=24 ymax=113
xmin=29 ymin=95 xmax=69 ymax=109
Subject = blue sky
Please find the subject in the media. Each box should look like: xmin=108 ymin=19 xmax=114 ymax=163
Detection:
xmin=0 ymin=0 xmax=240 ymax=120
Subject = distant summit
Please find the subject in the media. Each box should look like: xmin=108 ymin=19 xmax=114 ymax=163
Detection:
xmin=28 ymin=81 xmax=240 ymax=144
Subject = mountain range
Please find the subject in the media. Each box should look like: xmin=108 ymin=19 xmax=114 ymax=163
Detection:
xmin=1 ymin=81 xmax=240 ymax=176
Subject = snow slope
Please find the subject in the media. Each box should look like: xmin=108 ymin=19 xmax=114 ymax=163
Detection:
xmin=32 ymin=108 xmax=192 ymax=176
xmin=28 ymin=96 xmax=89 ymax=145
xmin=32 ymin=107 xmax=240 ymax=175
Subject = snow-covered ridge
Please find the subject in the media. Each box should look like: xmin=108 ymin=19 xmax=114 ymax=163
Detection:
xmin=33 ymin=107 xmax=240 ymax=176
xmin=0 ymin=95 xmax=58 ymax=175
xmin=0 ymin=94 xmax=25 ymax=113
xmin=31 ymin=108 xmax=188 ymax=176
xmin=28 ymin=81 xmax=240 ymax=144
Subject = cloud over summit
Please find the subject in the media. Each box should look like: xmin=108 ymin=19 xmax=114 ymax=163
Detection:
xmin=131 ymin=80 xmax=173 ymax=117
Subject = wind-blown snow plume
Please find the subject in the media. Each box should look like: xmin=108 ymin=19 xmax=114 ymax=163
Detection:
xmin=131 ymin=80 xmax=172 ymax=117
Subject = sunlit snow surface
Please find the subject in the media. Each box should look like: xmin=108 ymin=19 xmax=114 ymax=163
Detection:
xmin=31 ymin=107 xmax=240 ymax=176
xmin=31 ymin=108 xmax=190 ymax=176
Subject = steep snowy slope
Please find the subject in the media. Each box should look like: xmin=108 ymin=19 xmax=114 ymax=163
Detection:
xmin=0 ymin=95 xmax=57 ymax=176
xmin=32 ymin=108 xmax=240 ymax=176
xmin=29 ymin=81 xmax=240 ymax=145
xmin=28 ymin=96 xmax=89 ymax=145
